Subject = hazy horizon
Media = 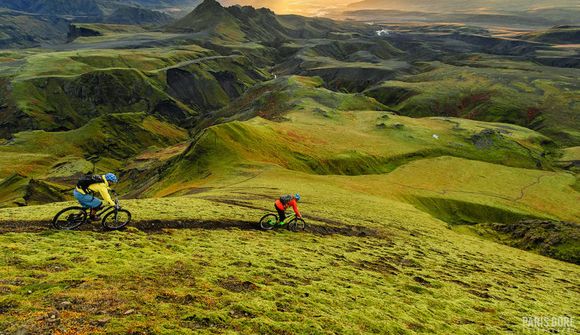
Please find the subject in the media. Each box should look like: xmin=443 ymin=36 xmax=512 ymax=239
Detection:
xmin=218 ymin=0 xmax=580 ymax=17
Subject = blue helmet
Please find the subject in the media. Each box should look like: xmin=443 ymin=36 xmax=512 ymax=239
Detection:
xmin=294 ymin=193 xmax=301 ymax=202
xmin=105 ymin=173 xmax=118 ymax=183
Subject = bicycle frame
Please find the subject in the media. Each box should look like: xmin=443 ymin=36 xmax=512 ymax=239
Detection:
xmin=280 ymin=213 xmax=296 ymax=224
xmin=84 ymin=191 xmax=120 ymax=216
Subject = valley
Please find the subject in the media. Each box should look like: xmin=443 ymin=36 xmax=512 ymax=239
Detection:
xmin=0 ymin=0 xmax=578 ymax=333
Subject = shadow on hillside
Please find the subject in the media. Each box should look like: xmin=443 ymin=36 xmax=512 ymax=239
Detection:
xmin=0 ymin=219 xmax=383 ymax=238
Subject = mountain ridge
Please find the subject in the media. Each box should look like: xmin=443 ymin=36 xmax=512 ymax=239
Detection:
xmin=167 ymin=0 xmax=371 ymax=42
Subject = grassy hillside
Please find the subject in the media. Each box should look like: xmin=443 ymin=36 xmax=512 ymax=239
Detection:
xmin=0 ymin=45 xmax=270 ymax=137
xmin=0 ymin=113 xmax=189 ymax=206
xmin=0 ymin=167 xmax=578 ymax=334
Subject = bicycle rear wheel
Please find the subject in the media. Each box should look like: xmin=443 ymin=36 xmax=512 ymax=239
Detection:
xmin=288 ymin=218 xmax=305 ymax=232
xmin=259 ymin=213 xmax=278 ymax=230
xmin=102 ymin=209 xmax=132 ymax=230
xmin=52 ymin=207 xmax=87 ymax=230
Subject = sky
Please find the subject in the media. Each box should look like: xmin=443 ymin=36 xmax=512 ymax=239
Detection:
xmin=218 ymin=0 xmax=579 ymax=16
xmin=219 ymin=0 xmax=355 ymax=16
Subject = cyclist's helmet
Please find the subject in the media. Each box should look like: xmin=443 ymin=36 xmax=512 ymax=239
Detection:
xmin=294 ymin=193 xmax=301 ymax=202
xmin=105 ymin=173 xmax=118 ymax=183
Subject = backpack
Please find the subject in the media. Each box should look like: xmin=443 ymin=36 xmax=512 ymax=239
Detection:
xmin=77 ymin=173 xmax=104 ymax=194
xmin=279 ymin=194 xmax=293 ymax=205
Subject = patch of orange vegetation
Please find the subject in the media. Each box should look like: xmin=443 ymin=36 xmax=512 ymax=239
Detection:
xmin=525 ymin=107 xmax=542 ymax=124
xmin=23 ymin=310 xmax=103 ymax=335
xmin=142 ymin=117 xmax=187 ymax=139
xmin=155 ymin=180 xmax=209 ymax=197
xmin=53 ymin=325 xmax=103 ymax=335
xmin=134 ymin=142 xmax=189 ymax=161
xmin=197 ymin=295 xmax=218 ymax=309
xmin=285 ymin=130 xmax=307 ymax=142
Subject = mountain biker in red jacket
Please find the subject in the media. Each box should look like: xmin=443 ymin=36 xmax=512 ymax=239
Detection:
xmin=274 ymin=194 xmax=302 ymax=224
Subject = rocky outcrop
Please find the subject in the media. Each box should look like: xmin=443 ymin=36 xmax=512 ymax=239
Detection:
xmin=483 ymin=220 xmax=580 ymax=264
xmin=0 ymin=174 xmax=69 ymax=208
xmin=67 ymin=24 xmax=102 ymax=43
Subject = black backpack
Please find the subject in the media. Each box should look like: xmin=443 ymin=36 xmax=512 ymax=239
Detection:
xmin=76 ymin=173 xmax=104 ymax=193
xmin=279 ymin=194 xmax=293 ymax=205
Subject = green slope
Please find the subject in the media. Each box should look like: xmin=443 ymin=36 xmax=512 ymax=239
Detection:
xmin=0 ymin=167 xmax=578 ymax=334
xmin=0 ymin=113 xmax=189 ymax=205
xmin=0 ymin=46 xmax=270 ymax=137
xmin=365 ymin=58 xmax=580 ymax=146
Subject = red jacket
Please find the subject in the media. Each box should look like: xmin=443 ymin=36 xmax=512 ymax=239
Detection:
xmin=275 ymin=198 xmax=301 ymax=217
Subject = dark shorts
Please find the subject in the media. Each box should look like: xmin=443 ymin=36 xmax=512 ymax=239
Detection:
xmin=275 ymin=203 xmax=286 ymax=222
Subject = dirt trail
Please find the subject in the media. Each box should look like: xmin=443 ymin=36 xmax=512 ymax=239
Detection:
xmin=0 ymin=219 xmax=382 ymax=238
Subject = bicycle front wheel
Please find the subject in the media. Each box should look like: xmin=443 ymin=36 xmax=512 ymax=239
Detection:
xmin=259 ymin=213 xmax=278 ymax=230
xmin=288 ymin=218 xmax=305 ymax=232
xmin=52 ymin=207 xmax=87 ymax=230
xmin=102 ymin=209 xmax=132 ymax=230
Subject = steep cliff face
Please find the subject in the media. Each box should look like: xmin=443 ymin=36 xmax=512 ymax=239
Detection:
xmin=162 ymin=56 xmax=270 ymax=112
xmin=2 ymin=69 xmax=194 ymax=136
xmin=67 ymin=24 xmax=103 ymax=43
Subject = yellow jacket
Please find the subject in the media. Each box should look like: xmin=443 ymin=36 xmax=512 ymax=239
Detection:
xmin=75 ymin=175 xmax=115 ymax=206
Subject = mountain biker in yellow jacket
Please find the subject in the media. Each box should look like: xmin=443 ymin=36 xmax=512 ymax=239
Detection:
xmin=73 ymin=173 xmax=118 ymax=220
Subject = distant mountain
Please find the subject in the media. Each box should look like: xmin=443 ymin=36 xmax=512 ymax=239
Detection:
xmin=0 ymin=0 xmax=182 ymax=22
xmin=104 ymin=6 xmax=173 ymax=25
xmin=347 ymin=0 xmax=580 ymax=13
xmin=0 ymin=10 xmax=71 ymax=48
xmin=341 ymin=8 xmax=580 ymax=28
xmin=520 ymin=25 xmax=580 ymax=44
xmin=167 ymin=0 xmax=245 ymax=40
xmin=1 ymin=0 xmax=104 ymax=17
xmin=125 ymin=0 xmax=201 ymax=8
xmin=0 ymin=0 xmax=181 ymax=48
xmin=167 ymin=0 xmax=369 ymax=42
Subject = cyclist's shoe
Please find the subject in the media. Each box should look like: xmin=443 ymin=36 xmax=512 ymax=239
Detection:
xmin=90 ymin=214 xmax=101 ymax=221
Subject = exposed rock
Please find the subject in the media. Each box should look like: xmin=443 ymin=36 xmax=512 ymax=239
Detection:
xmin=471 ymin=128 xmax=499 ymax=149
xmin=483 ymin=219 xmax=580 ymax=264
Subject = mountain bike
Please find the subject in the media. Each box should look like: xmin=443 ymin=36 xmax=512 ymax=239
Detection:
xmin=52 ymin=191 xmax=132 ymax=231
xmin=259 ymin=212 xmax=305 ymax=232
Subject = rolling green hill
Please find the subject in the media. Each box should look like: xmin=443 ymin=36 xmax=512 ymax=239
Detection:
xmin=365 ymin=57 xmax=580 ymax=146
xmin=0 ymin=2 xmax=578 ymax=333
xmin=0 ymin=45 xmax=270 ymax=137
